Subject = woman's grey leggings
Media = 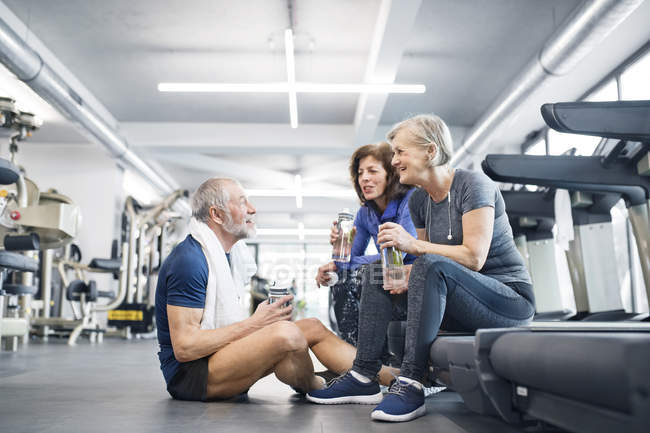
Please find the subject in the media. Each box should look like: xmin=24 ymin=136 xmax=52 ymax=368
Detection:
xmin=352 ymin=254 xmax=535 ymax=381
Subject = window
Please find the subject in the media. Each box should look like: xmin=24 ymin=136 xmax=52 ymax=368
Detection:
xmin=254 ymin=242 xmax=331 ymax=322
xmin=546 ymin=79 xmax=619 ymax=156
xmin=621 ymin=53 xmax=650 ymax=100
xmin=547 ymin=128 xmax=601 ymax=156
xmin=524 ymin=137 xmax=546 ymax=156
xmin=585 ymin=79 xmax=618 ymax=102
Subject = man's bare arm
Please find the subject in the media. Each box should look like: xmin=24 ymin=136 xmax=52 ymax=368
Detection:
xmin=168 ymin=294 xmax=293 ymax=362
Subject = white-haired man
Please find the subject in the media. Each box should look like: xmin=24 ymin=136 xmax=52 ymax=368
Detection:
xmin=155 ymin=177 xmax=389 ymax=401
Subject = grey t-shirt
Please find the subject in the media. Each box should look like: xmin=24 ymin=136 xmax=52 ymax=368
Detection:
xmin=408 ymin=169 xmax=531 ymax=286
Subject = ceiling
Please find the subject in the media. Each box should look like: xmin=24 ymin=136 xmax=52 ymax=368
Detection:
xmin=1 ymin=0 xmax=649 ymax=239
xmin=4 ymin=0 xmax=377 ymax=123
xmin=4 ymin=0 xmax=579 ymax=126
xmin=383 ymin=0 xmax=579 ymax=125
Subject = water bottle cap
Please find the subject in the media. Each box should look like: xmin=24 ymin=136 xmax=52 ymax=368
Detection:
xmin=269 ymin=287 xmax=289 ymax=295
xmin=338 ymin=208 xmax=354 ymax=220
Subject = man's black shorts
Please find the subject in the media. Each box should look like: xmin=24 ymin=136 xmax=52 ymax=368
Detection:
xmin=167 ymin=356 xmax=209 ymax=401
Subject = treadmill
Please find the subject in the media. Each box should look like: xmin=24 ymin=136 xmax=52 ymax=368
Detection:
xmin=504 ymin=186 xmax=636 ymax=321
xmin=502 ymin=190 xmax=573 ymax=320
xmin=429 ymin=101 xmax=650 ymax=433
xmin=483 ymin=102 xmax=650 ymax=318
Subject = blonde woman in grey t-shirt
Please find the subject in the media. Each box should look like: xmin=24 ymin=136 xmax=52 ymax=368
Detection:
xmin=307 ymin=115 xmax=535 ymax=423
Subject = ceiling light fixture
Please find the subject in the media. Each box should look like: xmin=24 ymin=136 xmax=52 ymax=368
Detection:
xmin=157 ymin=82 xmax=425 ymax=94
xmin=294 ymin=174 xmax=303 ymax=208
xmin=246 ymin=188 xmax=355 ymax=198
xmin=285 ymin=29 xmax=298 ymax=128
xmin=256 ymin=228 xmax=330 ymax=236
xmin=158 ymin=28 xmax=426 ymax=128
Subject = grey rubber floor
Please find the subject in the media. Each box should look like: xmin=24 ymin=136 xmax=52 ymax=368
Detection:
xmin=1 ymin=338 xmax=536 ymax=433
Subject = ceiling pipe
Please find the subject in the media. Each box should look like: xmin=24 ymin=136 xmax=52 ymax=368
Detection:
xmin=451 ymin=0 xmax=645 ymax=168
xmin=0 ymin=16 xmax=190 ymax=213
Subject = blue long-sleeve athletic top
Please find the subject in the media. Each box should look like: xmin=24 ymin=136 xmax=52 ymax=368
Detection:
xmin=336 ymin=188 xmax=417 ymax=270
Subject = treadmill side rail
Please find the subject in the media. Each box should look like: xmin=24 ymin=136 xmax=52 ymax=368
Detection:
xmin=540 ymin=100 xmax=650 ymax=142
xmin=474 ymin=328 xmax=528 ymax=424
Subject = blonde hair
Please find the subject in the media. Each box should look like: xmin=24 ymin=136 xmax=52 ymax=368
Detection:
xmin=387 ymin=114 xmax=453 ymax=167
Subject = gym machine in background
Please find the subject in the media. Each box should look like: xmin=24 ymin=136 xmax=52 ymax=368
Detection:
xmin=501 ymin=189 xmax=575 ymax=320
xmin=0 ymin=95 xmax=188 ymax=348
xmin=483 ymin=101 xmax=650 ymax=321
xmin=34 ymin=190 xmax=187 ymax=345
xmin=426 ymin=100 xmax=650 ymax=433
xmin=0 ymin=158 xmax=40 ymax=351
xmin=107 ymin=190 xmax=187 ymax=339
xmin=0 ymin=97 xmax=82 ymax=350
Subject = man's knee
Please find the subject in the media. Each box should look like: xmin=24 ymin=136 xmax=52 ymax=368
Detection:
xmin=295 ymin=317 xmax=328 ymax=344
xmin=267 ymin=321 xmax=308 ymax=353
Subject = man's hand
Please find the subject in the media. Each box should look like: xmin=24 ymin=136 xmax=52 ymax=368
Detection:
xmin=316 ymin=262 xmax=337 ymax=287
xmin=249 ymin=294 xmax=293 ymax=328
xmin=383 ymin=264 xmax=412 ymax=295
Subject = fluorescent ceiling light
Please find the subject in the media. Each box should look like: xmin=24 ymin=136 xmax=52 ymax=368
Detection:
xmin=158 ymin=82 xmax=425 ymax=94
xmin=246 ymin=188 xmax=355 ymax=198
xmin=294 ymin=174 xmax=303 ymax=208
xmin=296 ymin=83 xmax=425 ymax=93
xmin=158 ymin=82 xmax=289 ymax=92
xmin=256 ymin=228 xmax=330 ymax=236
xmin=285 ymin=29 xmax=298 ymax=129
xmin=265 ymin=251 xmax=330 ymax=259
xmin=158 ymin=26 xmax=426 ymax=129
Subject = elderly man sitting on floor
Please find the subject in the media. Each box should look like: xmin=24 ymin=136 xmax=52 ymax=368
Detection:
xmin=155 ymin=177 xmax=396 ymax=401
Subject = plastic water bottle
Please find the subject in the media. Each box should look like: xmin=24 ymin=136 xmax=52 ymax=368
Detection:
xmin=268 ymin=283 xmax=291 ymax=307
xmin=332 ymin=209 xmax=355 ymax=262
xmin=381 ymin=246 xmax=405 ymax=289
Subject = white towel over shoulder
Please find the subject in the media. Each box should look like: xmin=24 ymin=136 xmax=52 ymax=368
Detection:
xmin=188 ymin=217 xmax=257 ymax=329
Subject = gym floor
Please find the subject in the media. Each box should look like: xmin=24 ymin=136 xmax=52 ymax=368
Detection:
xmin=1 ymin=339 xmax=542 ymax=433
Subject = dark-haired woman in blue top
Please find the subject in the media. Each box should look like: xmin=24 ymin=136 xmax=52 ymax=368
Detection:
xmin=316 ymin=141 xmax=416 ymax=346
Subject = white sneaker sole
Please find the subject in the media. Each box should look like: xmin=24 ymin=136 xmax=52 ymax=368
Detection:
xmin=370 ymin=404 xmax=426 ymax=422
xmin=306 ymin=392 xmax=383 ymax=405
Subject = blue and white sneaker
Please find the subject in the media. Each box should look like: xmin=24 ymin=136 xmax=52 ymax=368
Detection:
xmin=371 ymin=378 xmax=426 ymax=422
xmin=306 ymin=371 xmax=383 ymax=404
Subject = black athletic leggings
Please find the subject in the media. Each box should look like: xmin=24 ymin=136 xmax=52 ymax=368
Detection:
xmin=352 ymin=254 xmax=535 ymax=381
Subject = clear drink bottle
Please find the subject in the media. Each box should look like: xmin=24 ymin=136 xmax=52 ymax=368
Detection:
xmin=268 ymin=282 xmax=291 ymax=307
xmin=381 ymin=246 xmax=405 ymax=289
xmin=331 ymin=209 xmax=355 ymax=262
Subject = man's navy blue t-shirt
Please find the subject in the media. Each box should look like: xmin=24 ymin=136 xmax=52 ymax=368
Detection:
xmin=155 ymin=235 xmax=208 ymax=384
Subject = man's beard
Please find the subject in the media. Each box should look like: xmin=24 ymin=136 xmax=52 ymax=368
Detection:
xmin=223 ymin=213 xmax=256 ymax=239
